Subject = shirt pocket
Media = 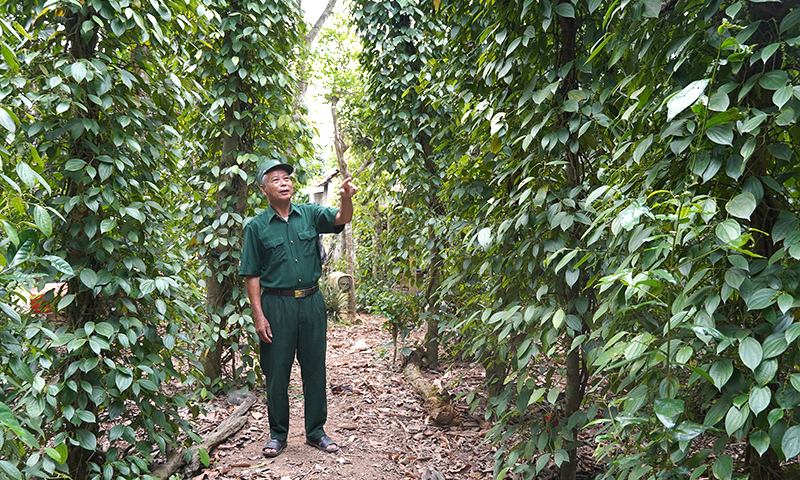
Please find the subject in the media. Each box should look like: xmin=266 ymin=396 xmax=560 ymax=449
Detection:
xmin=262 ymin=236 xmax=287 ymax=267
xmin=297 ymin=229 xmax=319 ymax=259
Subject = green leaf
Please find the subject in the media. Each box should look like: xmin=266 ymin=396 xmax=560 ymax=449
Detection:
xmin=673 ymin=421 xmax=706 ymax=441
xmin=790 ymin=373 xmax=800 ymax=393
xmin=477 ymin=227 xmax=492 ymax=248
xmin=2 ymin=220 xmax=19 ymax=247
xmin=555 ymin=249 xmax=578 ymax=273
xmin=625 ymin=333 xmax=650 ymax=360
xmin=198 ymin=448 xmax=210 ymax=467
xmin=0 ymin=106 xmax=16 ymax=133
xmin=124 ymin=206 xmax=145 ymax=223
xmin=716 ymin=219 xmax=741 ymax=245
xmin=741 ymin=138 xmax=756 ymax=162
xmin=782 ymin=425 xmax=800 ymax=459
xmin=755 ymin=359 xmax=778 ymax=385
xmin=65 ymin=158 xmax=87 ymax=171
xmin=780 ymin=7 xmax=800 ymax=32
xmin=739 ymin=337 xmax=763 ymax=371
xmin=100 ymin=219 xmax=116 ymax=233
xmin=33 ymin=205 xmax=53 ymax=237
xmin=712 ymin=454 xmax=733 ymax=480
xmin=667 ymin=79 xmax=709 ymax=120
xmin=15 ymin=162 xmax=37 ymax=189
xmin=709 ymin=359 xmax=733 ymax=390
xmin=704 ymin=395 xmax=732 ymax=426
xmin=75 ymin=409 xmax=96 ymax=423
xmin=554 ymin=449 xmax=569 ymax=466
xmin=762 ymin=332 xmax=788 ymax=359
xmin=708 ymin=91 xmax=730 ymax=112
xmin=632 ymin=135 xmax=653 ymax=164
xmin=554 ymin=3 xmax=575 ymax=18
xmin=740 ymin=113 xmax=767 ymax=133
xmin=58 ymin=294 xmax=75 ymax=311
xmin=725 ymin=406 xmax=748 ymax=437
xmin=116 ymin=372 xmax=133 ymax=392
xmin=725 ymin=193 xmax=756 ymax=220
xmin=706 ymin=109 xmax=739 ymax=128
xmin=42 ymin=255 xmax=74 ymax=275
xmin=553 ymin=308 xmax=565 ymax=329
xmin=10 ymin=358 xmax=33 ymax=383
xmin=0 ymin=401 xmax=38 ymax=448
xmin=535 ymin=453 xmax=551 ymax=473
xmin=750 ymin=429 xmax=770 ymax=457
xmin=0 ymin=43 xmax=19 ymax=74
xmin=759 ymin=70 xmax=788 ymax=90
xmin=642 ymin=0 xmax=660 ymax=17
xmin=773 ymin=85 xmax=793 ymax=109
xmin=56 ymin=100 xmax=70 ymax=114
xmin=750 ymin=386 xmax=771 ymax=416
xmin=95 ymin=322 xmax=114 ymax=338
xmin=45 ymin=442 xmax=68 ymax=464
xmin=71 ymin=62 xmax=87 ymax=82
xmin=80 ymin=268 xmax=98 ymax=289
xmin=706 ymin=124 xmax=734 ymax=145
xmin=746 ymin=288 xmax=779 ymax=311
xmin=786 ymin=323 xmax=800 ymax=344
xmin=16 ymin=160 xmax=51 ymax=194
xmin=0 ymin=460 xmax=21 ymax=480
xmin=75 ymin=429 xmax=97 ymax=451
xmin=654 ymin=398 xmax=684 ymax=428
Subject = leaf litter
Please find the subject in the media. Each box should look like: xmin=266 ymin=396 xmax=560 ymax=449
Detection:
xmin=169 ymin=313 xmax=499 ymax=480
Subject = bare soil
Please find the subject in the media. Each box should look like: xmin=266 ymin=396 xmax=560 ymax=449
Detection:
xmin=187 ymin=313 xmax=497 ymax=480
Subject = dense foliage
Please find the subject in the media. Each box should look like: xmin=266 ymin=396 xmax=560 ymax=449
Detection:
xmin=0 ymin=1 xmax=311 ymax=479
xmin=351 ymin=0 xmax=800 ymax=479
xmin=178 ymin=0 xmax=313 ymax=390
xmin=2 ymin=0 xmax=799 ymax=479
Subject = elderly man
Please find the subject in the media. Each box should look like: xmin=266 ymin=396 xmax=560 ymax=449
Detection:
xmin=239 ymin=158 xmax=357 ymax=457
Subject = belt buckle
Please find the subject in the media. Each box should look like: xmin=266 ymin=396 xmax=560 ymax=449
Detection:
xmin=295 ymin=289 xmax=302 ymax=298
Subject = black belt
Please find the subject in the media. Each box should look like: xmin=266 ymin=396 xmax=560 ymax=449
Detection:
xmin=262 ymin=284 xmax=319 ymax=298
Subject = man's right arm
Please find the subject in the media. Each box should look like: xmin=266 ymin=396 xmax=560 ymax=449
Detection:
xmin=245 ymin=276 xmax=272 ymax=343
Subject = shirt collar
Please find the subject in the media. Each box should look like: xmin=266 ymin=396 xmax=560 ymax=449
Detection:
xmin=265 ymin=202 xmax=296 ymax=222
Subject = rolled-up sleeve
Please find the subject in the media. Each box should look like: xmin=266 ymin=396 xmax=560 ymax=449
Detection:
xmin=314 ymin=204 xmax=345 ymax=235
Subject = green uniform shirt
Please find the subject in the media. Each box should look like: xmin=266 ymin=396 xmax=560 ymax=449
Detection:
xmin=239 ymin=202 xmax=343 ymax=289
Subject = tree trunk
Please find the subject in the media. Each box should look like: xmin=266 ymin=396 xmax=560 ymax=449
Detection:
xmin=560 ymin=348 xmax=581 ymax=480
xmin=202 ymin=271 xmax=225 ymax=381
xmin=371 ymin=189 xmax=382 ymax=277
xmin=424 ymin=257 xmax=441 ymax=366
xmin=295 ymin=0 xmax=338 ymax=109
xmin=202 ymin=102 xmax=247 ymax=383
xmin=64 ymin=9 xmax=103 ymax=480
xmin=331 ymin=97 xmax=356 ymax=320
xmin=557 ymin=5 xmax=584 ymax=480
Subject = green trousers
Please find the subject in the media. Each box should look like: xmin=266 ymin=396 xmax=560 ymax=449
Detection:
xmin=258 ymin=291 xmax=328 ymax=442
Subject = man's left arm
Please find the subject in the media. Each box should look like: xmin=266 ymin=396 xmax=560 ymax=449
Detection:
xmin=334 ymin=178 xmax=358 ymax=226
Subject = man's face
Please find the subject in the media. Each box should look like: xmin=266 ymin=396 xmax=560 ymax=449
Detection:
xmin=260 ymin=168 xmax=294 ymax=204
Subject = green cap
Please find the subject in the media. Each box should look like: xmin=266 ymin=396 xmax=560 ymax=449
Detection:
xmin=256 ymin=158 xmax=293 ymax=183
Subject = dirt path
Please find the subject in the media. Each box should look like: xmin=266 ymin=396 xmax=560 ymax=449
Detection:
xmin=190 ymin=313 xmax=495 ymax=480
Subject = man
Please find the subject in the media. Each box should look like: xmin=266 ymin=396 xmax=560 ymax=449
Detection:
xmin=239 ymin=157 xmax=357 ymax=457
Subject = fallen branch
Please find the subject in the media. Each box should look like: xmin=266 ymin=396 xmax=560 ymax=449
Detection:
xmin=151 ymin=393 xmax=257 ymax=480
xmin=403 ymin=350 xmax=458 ymax=426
